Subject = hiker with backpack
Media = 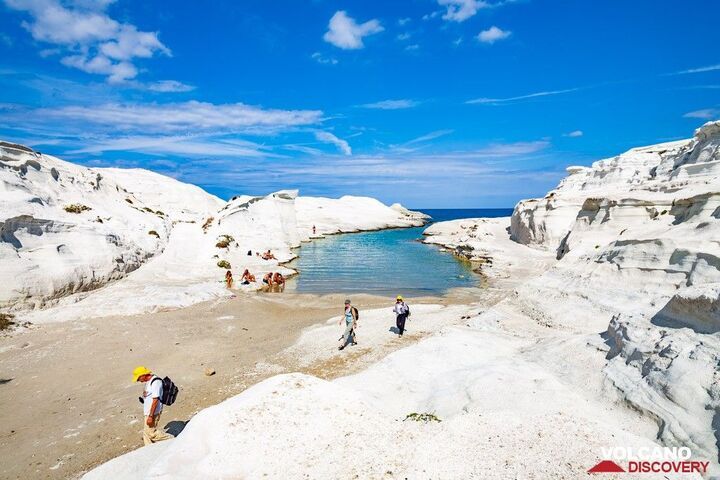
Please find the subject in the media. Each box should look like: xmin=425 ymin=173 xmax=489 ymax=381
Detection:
xmin=338 ymin=299 xmax=358 ymax=350
xmin=393 ymin=295 xmax=410 ymax=337
xmin=132 ymin=366 xmax=179 ymax=445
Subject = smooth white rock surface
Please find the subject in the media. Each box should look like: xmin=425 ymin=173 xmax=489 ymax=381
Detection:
xmin=0 ymin=141 xmax=426 ymax=323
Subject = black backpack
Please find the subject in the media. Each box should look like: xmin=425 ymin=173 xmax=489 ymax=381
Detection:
xmin=152 ymin=376 xmax=179 ymax=406
xmin=352 ymin=306 xmax=359 ymax=320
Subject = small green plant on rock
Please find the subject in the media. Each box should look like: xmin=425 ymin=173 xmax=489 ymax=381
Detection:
xmin=217 ymin=260 xmax=231 ymax=269
xmin=64 ymin=204 xmax=91 ymax=214
xmin=404 ymin=412 xmax=441 ymax=423
xmin=215 ymin=234 xmax=235 ymax=248
xmin=0 ymin=313 xmax=15 ymax=331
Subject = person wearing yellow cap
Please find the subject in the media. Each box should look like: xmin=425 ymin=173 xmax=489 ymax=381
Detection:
xmin=133 ymin=366 xmax=173 ymax=445
xmin=393 ymin=295 xmax=410 ymax=337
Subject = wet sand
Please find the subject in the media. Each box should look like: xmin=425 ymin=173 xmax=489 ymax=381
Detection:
xmin=0 ymin=290 xmax=466 ymax=480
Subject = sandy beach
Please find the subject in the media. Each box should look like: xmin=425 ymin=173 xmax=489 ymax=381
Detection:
xmin=0 ymin=289 xmax=472 ymax=480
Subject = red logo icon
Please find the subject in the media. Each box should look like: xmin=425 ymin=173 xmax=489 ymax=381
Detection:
xmin=588 ymin=460 xmax=626 ymax=473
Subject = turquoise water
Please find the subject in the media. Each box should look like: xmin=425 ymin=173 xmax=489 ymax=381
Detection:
xmin=286 ymin=209 xmax=512 ymax=296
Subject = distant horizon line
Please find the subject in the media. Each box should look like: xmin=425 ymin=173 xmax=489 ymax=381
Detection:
xmin=411 ymin=207 xmax=514 ymax=210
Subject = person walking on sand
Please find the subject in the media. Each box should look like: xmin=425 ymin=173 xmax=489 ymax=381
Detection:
xmin=225 ymin=270 xmax=234 ymax=289
xmin=133 ymin=366 xmax=174 ymax=446
xmin=393 ymin=295 xmax=410 ymax=337
xmin=338 ymin=299 xmax=358 ymax=350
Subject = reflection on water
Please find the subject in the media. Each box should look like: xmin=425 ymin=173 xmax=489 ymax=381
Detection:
xmin=285 ymin=209 xmax=512 ymax=297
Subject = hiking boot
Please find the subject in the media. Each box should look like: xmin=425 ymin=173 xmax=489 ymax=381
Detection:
xmin=338 ymin=345 xmax=345 ymax=351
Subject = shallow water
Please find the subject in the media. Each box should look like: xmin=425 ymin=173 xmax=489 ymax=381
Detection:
xmin=285 ymin=209 xmax=512 ymax=297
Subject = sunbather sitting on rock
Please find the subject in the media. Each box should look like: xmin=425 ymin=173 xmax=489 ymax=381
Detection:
xmin=241 ymin=269 xmax=256 ymax=284
xmin=272 ymin=272 xmax=285 ymax=287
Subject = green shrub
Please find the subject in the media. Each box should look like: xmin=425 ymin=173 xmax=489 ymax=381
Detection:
xmin=64 ymin=204 xmax=91 ymax=214
xmin=148 ymin=230 xmax=160 ymax=238
xmin=0 ymin=313 xmax=15 ymax=331
xmin=217 ymin=260 xmax=231 ymax=269
xmin=404 ymin=412 xmax=441 ymax=423
xmin=155 ymin=210 xmax=165 ymax=217
xmin=215 ymin=234 xmax=235 ymax=248
xmin=125 ymin=198 xmax=133 ymax=204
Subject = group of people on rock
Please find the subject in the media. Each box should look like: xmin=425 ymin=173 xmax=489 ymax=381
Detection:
xmin=223 ymin=269 xmax=285 ymax=290
xmin=262 ymin=271 xmax=286 ymax=287
xmin=222 ymin=247 xmax=285 ymax=291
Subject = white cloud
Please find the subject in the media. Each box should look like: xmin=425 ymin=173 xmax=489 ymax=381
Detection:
xmin=673 ymin=64 xmax=720 ymax=75
xmin=397 ymin=32 xmax=411 ymax=41
xmin=477 ymin=26 xmax=511 ymax=44
xmin=311 ymin=52 xmax=338 ymax=65
xmin=462 ymin=140 xmax=549 ymax=157
xmin=323 ymin=11 xmax=383 ymax=50
xmin=61 ymin=53 xmax=137 ymax=83
xmin=438 ymin=0 xmax=488 ymax=22
xmin=145 ymin=80 xmax=196 ymax=93
xmin=404 ymin=129 xmax=454 ymax=145
xmin=360 ymin=99 xmax=419 ymax=110
xmin=467 ymin=88 xmax=580 ymax=104
xmin=683 ymin=108 xmax=719 ymax=120
xmin=564 ymin=130 xmax=583 ymax=138
xmin=0 ymin=32 xmax=14 ymax=47
xmin=315 ymin=131 xmax=352 ymax=155
xmin=99 ymin=24 xmax=170 ymax=61
xmin=37 ymin=101 xmax=323 ymax=133
xmin=68 ymin=135 xmax=274 ymax=158
xmin=398 ymin=17 xmax=412 ymax=26
xmin=4 ymin=0 xmax=172 ymax=84
xmin=405 ymin=44 xmax=420 ymax=52
xmin=422 ymin=11 xmax=441 ymax=20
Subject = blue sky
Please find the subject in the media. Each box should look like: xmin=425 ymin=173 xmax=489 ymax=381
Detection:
xmin=0 ymin=0 xmax=718 ymax=207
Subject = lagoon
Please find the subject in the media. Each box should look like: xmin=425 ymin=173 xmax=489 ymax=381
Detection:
xmin=286 ymin=209 xmax=512 ymax=296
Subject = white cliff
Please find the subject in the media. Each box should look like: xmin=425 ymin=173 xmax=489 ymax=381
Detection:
xmin=0 ymin=141 xmax=426 ymax=323
xmin=425 ymin=121 xmax=720 ymax=470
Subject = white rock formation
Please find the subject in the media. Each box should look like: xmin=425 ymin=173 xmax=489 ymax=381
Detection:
xmin=426 ymin=122 xmax=720 ymax=470
xmin=0 ymin=141 xmax=426 ymax=323
xmin=77 ymin=122 xmax=720 ymax=478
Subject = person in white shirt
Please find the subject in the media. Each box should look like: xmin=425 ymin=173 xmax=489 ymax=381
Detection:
xmin=133 ymin=366 xmax=173 ymax=445
xmin=393 ymin=295 xmax=410 ymax=337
